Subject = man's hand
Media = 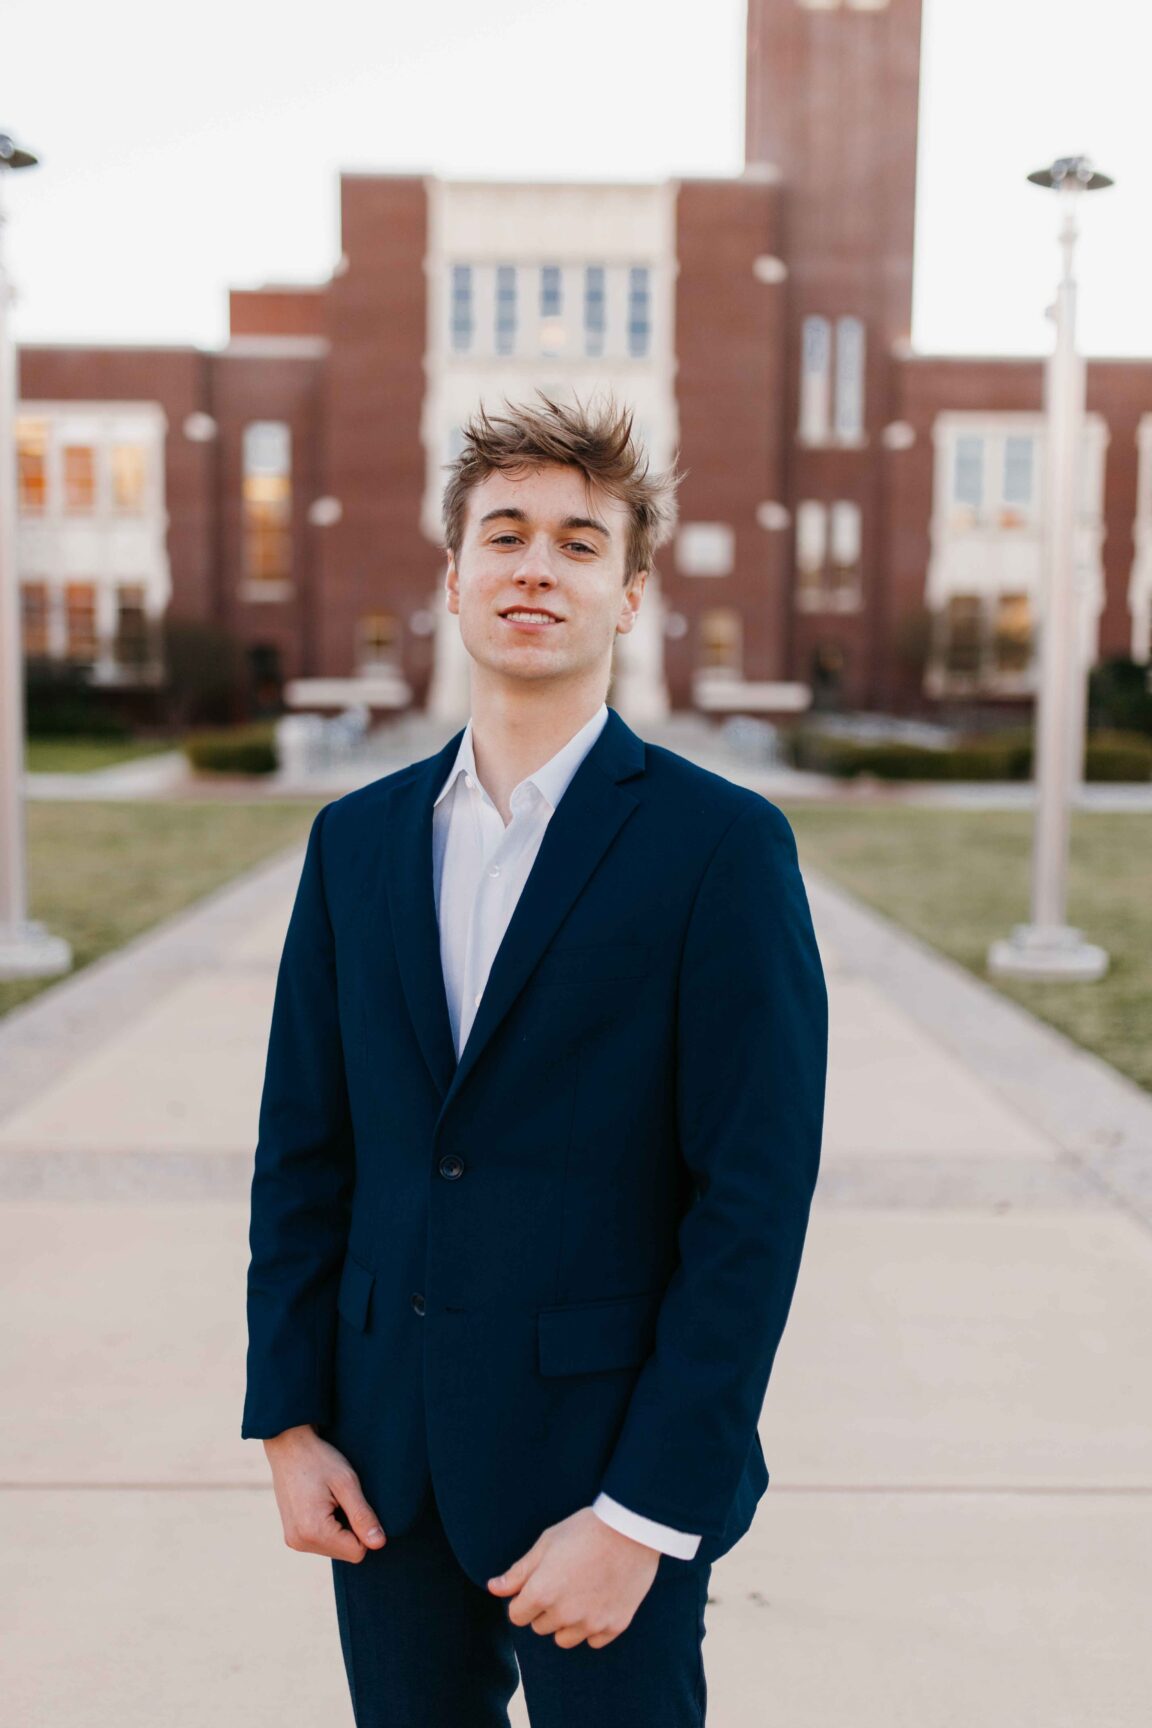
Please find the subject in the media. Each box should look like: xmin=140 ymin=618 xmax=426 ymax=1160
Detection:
xmin=263 ymin=1425 xmax=387 ymax=1564
xmin=487 ymin=1507 xmax=661 ymax=1648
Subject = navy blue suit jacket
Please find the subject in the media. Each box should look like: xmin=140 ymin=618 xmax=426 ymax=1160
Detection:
xmin=242 ymin=706 xmax=828 ymax=1585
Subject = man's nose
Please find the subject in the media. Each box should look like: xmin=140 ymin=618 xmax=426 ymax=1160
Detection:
xmin=511 ymin=537 xmax=558 ymax=581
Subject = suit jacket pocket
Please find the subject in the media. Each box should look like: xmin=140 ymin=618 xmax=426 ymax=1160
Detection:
xmin=536 ymin=1287 xmax=663 ymax=1376
xmin=337 ymin=1252 xmax=376 ymax=1332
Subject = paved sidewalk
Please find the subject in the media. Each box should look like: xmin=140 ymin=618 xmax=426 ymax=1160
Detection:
xmin=2 ymin=799 xmax=1150 ymax=1726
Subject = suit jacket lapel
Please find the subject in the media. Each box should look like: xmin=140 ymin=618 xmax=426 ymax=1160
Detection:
xmin=381 ymin=707 xmax=646 ymax=1111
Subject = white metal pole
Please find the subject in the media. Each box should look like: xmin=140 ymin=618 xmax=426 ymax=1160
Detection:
xmin=0 ymin=150 xmax=71 ymax=978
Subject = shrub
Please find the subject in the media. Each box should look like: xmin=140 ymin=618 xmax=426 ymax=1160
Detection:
xmin=183 ymin=723 xmax=278 ymax=776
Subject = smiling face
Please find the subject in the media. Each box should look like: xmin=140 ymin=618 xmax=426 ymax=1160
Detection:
xmin=445 ymin=462 xmax=646 ymax=696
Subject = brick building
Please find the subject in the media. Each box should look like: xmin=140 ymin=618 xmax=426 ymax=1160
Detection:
xmin=14 ymin=0 xmax=1152 ymax=726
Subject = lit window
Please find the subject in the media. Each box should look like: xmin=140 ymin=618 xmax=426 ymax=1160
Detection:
xmin=495 ymin=264 xmax=517 ymax=356
xmin=21 ymin=583 xmax=50 ymax=656
xmin=358 ymin=612 xmax=400 ymax=671
xmin=698 ymin=608 xmax=742 ymax=673
xmin=584 ymin=265 xmax=606 ymax=358
xmin=110 ymin=445 xmax=147 ymax=512
xmin=65 ymin=582 xmax=98 ymax=661
xmin=63 ymin=446 xmax=97 ymax=514
xmin=834 ymin=317 xmax=866 ymax=441
xmin=17 ymin=419 xmax=48 ymax=513
xmin=993 ymin=593 xmax=1032 ymax=673
xmin=953 ymin=435 xmax=984 ymax=508
xmin=799 ymin=316 xmax=831 ymax=442
xmin=627 ymin=266 xmax=651 ymax=359
xmin=450 ymin=265 xmax=473 ymax=354
xmin=243 ymin=421 xmax=292 ymax=584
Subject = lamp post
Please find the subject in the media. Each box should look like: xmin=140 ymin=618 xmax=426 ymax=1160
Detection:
xmin=988 ymin=155 xmax=1112 ymax=983
xmin=0 ymin=132 xmax=72 ymax=979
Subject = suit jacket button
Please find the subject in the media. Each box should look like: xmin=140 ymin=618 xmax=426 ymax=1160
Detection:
xmin=438 ymin=1154 xmax=464 ymax=1180
xmin=411 ymin=1292 xmax=426 ymax=1315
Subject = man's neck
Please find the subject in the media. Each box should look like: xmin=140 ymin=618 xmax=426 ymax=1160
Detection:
xmin=467 ymin=678 xmax=607 ymax=824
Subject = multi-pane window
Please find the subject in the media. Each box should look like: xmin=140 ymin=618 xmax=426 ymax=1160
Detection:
xmin=62 ymin=445 xmax=96 ymax=513
xmin=17 ymin=420 xmax=48 ymax=513
xmin=698 ymin=608 xmax=742 ymax=673
xmin=539 ymin=264 xmax=564 ymax=356
xmin=627 ymin=266 xmax=651 ymax=359
xmin=796 ymin=499 xmax=862 ymax=607
xmin=358 ymin=612 xmax=400 ymax=671
xmin=993 ymin=593 xmax=1032 ymax=673
xmin=65 ymin=582 xmax=98 ymax=661
xmin=450 ymin=264 xmax=474 ymax=354
xmin=1002 ymin=436 xmax=1034 ymax=507
xmin=20 ymin=583 xmax=50 ymax=656
xmin=941 ymin=595 xmax=984 ymax=674
xmin=242 ymin=421 xmax=293 ymax=585
xmin=829 ymin=500 xmax=862 ymax=580
xmin=115 ymin=584 xmax=150 ymax=666
xmin=795 ymin=500 xmax=828 ymax=590
xmin=494 ymin=264 xmax=517 ymax=356
xmin=799 ymin=316 xmax=831 ymax=443
xmin=953 ymin=435 xmax=985 ymax=509
xmin=834 ymin=316 xmax=866 ymax=441
xmin=110 ymin=444 xmax=147 ymax=512
xmin=584 ymin=265 xmax=606 ymax=358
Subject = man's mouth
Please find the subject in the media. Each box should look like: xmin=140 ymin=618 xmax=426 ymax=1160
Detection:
xmin=499 ymin=608 xmax=563 ymax=627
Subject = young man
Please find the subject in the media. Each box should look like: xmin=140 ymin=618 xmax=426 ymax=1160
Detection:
xmin=242 ymin=393 xmax=828 ymax=1726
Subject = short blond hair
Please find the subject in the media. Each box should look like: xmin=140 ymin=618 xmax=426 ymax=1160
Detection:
xmin=442 ymin=390 xmax=682 ymax=580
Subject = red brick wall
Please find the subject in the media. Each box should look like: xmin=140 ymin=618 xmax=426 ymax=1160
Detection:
xmin=670 ymin=176 xmax=787 ymax=704
xmin=316 ymin=174 xmax=433 ymax=690
xmin=229 ymin=288 xmax=326 ymax=340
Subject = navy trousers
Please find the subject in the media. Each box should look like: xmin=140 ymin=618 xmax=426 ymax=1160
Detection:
xmin=330 ymin=1477 xmax=713 ymax=1726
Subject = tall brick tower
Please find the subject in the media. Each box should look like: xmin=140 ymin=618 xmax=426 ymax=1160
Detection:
xmin=744 ymin=0 xmax=925 ymax=706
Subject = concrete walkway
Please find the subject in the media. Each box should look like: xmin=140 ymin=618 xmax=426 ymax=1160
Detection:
xmin=2 ymin=803 xmax=1150 ymax=1725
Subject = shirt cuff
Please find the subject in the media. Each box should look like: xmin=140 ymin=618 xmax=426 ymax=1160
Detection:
xmin=591 ymin=1492 xmax=702 ymax=1560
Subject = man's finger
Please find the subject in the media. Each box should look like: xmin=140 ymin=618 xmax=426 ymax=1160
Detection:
xmin=330 ymin=1471 xmax=387 ymax=1550
xmin=322 ymin=1507 xmax=372 ymax=1563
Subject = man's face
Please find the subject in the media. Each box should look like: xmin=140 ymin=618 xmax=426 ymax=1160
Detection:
xmin=445 ymin=462 xmax=645 ymax=688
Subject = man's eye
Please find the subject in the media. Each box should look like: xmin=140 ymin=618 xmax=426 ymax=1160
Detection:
xmin=566 ymin=542 xmax=594 ymax=554
xmin=491 ymin=534 xmax=520 ymax=545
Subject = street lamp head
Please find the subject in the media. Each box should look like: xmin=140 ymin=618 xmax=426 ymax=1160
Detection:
xmin=1027 ymin=155 xmax=1113 ymax=193
xmin=0 ymin=134 xmax=38 ymax=170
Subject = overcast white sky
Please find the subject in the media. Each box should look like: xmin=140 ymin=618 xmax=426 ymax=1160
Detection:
xmin=3 ymin=0 xmax=1148 ymax=357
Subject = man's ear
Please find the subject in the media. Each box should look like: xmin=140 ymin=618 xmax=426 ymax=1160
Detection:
xmin=445 ymin=549 xmax=460 ymax=614
xmin=617 ymin=568 xmax=647 ymax=634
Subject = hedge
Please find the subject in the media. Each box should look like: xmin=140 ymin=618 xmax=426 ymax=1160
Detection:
xmin=788 ymin=728 xmax=1152 ymax=783
xmin=182 ymin=723 xmax=279 ymax=776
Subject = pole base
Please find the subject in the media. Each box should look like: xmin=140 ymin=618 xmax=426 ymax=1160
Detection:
xmin=987 ymin=923 xmax=1109 ymax=982
xmin=0 ymin=919 xmax=73 ymax=980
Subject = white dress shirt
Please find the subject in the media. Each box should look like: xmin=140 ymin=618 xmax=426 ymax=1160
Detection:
xmin=430 ymin=701 xmax=702 ymax=1561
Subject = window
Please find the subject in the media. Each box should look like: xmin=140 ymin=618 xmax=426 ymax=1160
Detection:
xmin=676 ymin=523 xmax=735 ymax=577
xmin=450 ymin=264 xmax=473 ymax=354
xmin=698 ymin=608 xmax=742 ymax=674
xmin=953 ymin=436 xmax=984 ymax=509
xmin=17 ymin=419 xmax=48 ymax=513
xmin=829 ymin=500 xmax=862 ymax=591
xmin=358 ymin=612 xmax=400 ymax=672
xmin=21 ymin=583 xmax=50 ymax=656
xmin=941 ymin=595 xmax=983 ymax=675
xmin=795 ymin=500 xmax=828 ymax=593
xmin=111 ymin=444 xmax=147 ymax=512
xmin=834 ymin=317 xmax=866 ymax=440
xmin=495 ymin=264 xmax=517 ymax=356
xmin=63 ymin=445 xmax=96 ymax=513
xmin=993 ymin=593 xmax=1032 ymax=673
xmin=539 ymin=264 xmax=565 ymax=356
xmin=242 ymin=421 xmax=292 ymax=585
xmin=627 ymin=266 xmax=651 ymax=359
xmin=799 ymin=316 xmax=831 ymax=443
xmin=115 ymin=584 xmax=150 ymax=666
xmin=1002 ymin=436 xmax=1034 ymax=507
xmin=65 ymin=582 xmax=98 ymax=661
xmin=584 ymin=265 xmax=606 ymax=358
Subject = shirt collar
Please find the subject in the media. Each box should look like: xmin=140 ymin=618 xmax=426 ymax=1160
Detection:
xmin=433 ymin=702 xmax=610 ymax=814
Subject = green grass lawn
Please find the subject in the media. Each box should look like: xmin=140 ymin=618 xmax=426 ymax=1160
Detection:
xmin=24 ymin=737 xmax=179 ymax=773
xmin=784 ymin=803 xmax=1152 ymax=1095
xmin=0 ymin=800 xmax=321 ymax=1021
